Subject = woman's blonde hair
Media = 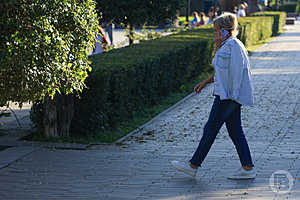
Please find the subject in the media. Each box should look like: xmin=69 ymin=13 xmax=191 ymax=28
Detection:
xmin=193 ymin=11 xmax=199 ymax=18
xmin=213 ymin=13 xmax=239 ymax=37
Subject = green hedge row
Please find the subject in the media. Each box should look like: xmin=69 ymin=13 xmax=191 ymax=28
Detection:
xmin=251 ymin=11 xmax=286 ymax=35
xmin=71 ymin=27 xmax=215 ymax=135
xmin=238 ymin=16 xmax=274 ymax=47
xmin=69 ymin=12 xmax=286 ymax=137
xmin=278 ymin=2 xmax=299 ymax=13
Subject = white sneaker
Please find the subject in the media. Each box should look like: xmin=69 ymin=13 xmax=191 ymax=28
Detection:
xmin=171 ymin=160 xmax=197 ymax=177
xmin=227 ymin=167 xmax=256 ymax=180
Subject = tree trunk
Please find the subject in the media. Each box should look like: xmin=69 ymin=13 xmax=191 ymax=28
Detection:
xmin=186 ymin=0 xmax=190 ymax=24
xmin=56 ymin=95 xmax=74 ymax=137
xmin=43 ymin=98 xmax=58 ymax=137
xmin=246 ymin=0 xmax=260 ymax=14
xmin=42 ymin=95 xmax=74 ymax=138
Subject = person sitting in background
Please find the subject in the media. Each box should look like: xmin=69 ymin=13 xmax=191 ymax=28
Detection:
xmin=198 ymin=12 xmax=207 ymax=25
xmin=191 ymin=11 xmax=200 ymax=27
xmin=216 ymin=6 xmax=222 ymax=16
xmin=207 ymin=7 xmax=215 ymax=24
xmin=237 ymin=3 xmax=247 ymax=18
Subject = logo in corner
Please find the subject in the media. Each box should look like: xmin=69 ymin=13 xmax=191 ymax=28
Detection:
xmin=269 ymin=170 xmax=294 ymax=194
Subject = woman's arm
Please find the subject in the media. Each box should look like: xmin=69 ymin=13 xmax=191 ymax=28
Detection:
xmin=194 ymin=74 xmax=214 ymax=93
xmin=229 ymin=41 xmax=245 ymax=100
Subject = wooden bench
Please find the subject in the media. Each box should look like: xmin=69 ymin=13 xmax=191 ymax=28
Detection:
xmin=286 ymin=17 xmax=295 ymax=25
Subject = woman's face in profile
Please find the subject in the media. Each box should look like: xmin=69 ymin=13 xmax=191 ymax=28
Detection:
xmin=214 ymin=24 xmax=220 ymax=32
xmin=213 ymin=24 xmax=221 ymax=40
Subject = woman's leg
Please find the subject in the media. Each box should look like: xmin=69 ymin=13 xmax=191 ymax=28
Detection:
xmin=225 ymin=105 xmax=254 ymax=167
xmin=189 ymin=96 xmax=241 ymax=167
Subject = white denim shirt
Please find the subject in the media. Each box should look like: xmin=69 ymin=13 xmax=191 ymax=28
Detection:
xmin=212 ymin=37 xmax=254 ymax=106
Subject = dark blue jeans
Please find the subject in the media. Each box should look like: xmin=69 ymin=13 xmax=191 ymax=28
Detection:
xmin=190 ymin=95 xmax=254 ymax=167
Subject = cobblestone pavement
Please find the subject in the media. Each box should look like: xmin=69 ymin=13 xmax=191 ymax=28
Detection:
xmin=1 ymin=22 xmax=300 ymax=199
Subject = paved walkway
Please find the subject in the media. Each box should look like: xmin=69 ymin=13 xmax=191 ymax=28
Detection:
xmin=1 ymin=22 xmax=300 ymax=199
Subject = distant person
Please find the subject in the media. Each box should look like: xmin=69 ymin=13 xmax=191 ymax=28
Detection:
xmin=215 ymin=6 xmax=221 ymax=16
xmin=106 ymin=20 xmax=114 ymax=46
xmin=199 ymin=12 xmax=207 ymax=25
xmin=192 ymin=12 xmax=207 ymax=27
xmin=92 ymin=25 xmax=108 ymax=54
xmin=243 ymin=2 xmax=248 ymax=13
xmin=233 ymin=6 xmax=238 ymax=14
xmin=237 ymin=3 xmax=247 ymax=18
xmin=191 ymin=11 xmax=200 ymax=26
xmin=207 ymin=7 xmax=215 ymax=24
xmin=265 ymin=1 xmax=272 ymax=11
xmin=174 ymin=11 xmax=181 ymax=27
xmin=171 ymin=13 xmax=256 ymax=180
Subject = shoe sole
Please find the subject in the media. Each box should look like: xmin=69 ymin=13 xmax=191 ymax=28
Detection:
xmin=227 ymin=175 xmax=256 ymax=180
xmin=171 ymin=162 xmax=196 ymax=177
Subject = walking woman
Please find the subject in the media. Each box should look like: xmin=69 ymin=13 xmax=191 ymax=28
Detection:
xmin=171 ymin=13 xmax=255 ymax=180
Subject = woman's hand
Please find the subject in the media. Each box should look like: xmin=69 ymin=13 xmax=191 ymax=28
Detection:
xmin=194 ymin=81 xmax=207 ymax=94
xmin=194 ymin=75 xmax=214 ymax=94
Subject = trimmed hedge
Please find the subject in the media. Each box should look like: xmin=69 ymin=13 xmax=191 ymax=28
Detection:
xmin=71 ymin=26 xmax=215 ymax=135
xmin=238 ymin=16 xmax=274 ymax=47
xmin=70 ymin=13 xmax=284 ymax=137
xmin=278 ymin=2 xmax=299 ymax=13
xmin=70 ymin=13 xmax=286 ymax=137
xmin=251 ymin=12 xmax=286 ymax=35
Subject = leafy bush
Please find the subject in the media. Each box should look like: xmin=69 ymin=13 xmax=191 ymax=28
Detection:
xmin=0 ymin=0 xmax=99 ymax=105
xmin=251 ymin=11 xmax=286 ymax=35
